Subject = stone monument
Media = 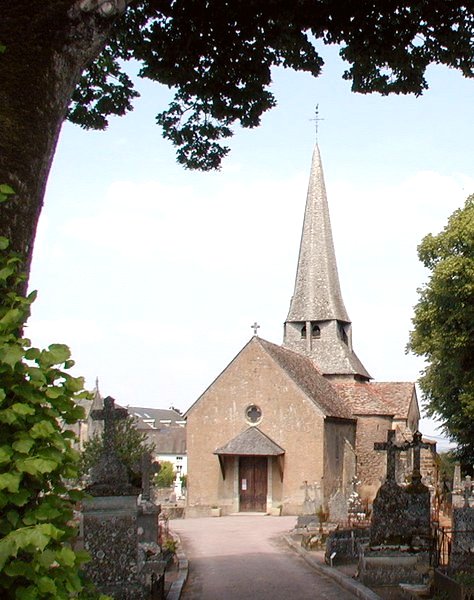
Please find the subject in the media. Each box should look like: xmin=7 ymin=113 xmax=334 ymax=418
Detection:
xmin=137 ymin=451 xmax=162 ymax=545
xmin=82 ymin=396 xmax=156 ymax=599
xmin=358 ymin=430 xmax=432 ymax=587
xmin=328 ymin=487 xmax=349 ymax=525
xmin=451 ymin=474 xmax=474 ymax=570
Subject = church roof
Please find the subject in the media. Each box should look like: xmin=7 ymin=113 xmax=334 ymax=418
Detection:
xmin=214 ymin=426 xmax=285 ymax=456
xmin=370 ymin=382 xmax=416 ymax=419
xmin=286 ymin=144 xmax=349 ymax=323
xmin=258 ymin=338 xmax=354 ymax=420
xmin=332 ymin=381 xmax=415 ymax=418
xmin=332 ymin=381 xmax=392 ymax=415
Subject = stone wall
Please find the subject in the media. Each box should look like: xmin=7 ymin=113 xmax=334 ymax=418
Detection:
xmin=324 ymin=419 xmax=356 ymax=500
xmin=354 ymin=415 xmax=393 ymax=503
xmin=186 ymin=341 xmax=327 ymax=516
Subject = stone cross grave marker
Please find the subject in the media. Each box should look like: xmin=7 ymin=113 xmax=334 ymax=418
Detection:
xmin=88 ymin=396 xmax=135 ymax=496
xmin=140 ymin=451 xmax=161 ymax=502
xmin=91 ymin=395 xmax=128 ymax=453
xmin=404 ymin=431 xmax=431 ymax=546
xmin=370 ymin=430 xmax=411 ymax=546
xmin=374 ymin=429 xmax=410 ymax=484
xmin=408 ymin=430 xmax=430 ymax=488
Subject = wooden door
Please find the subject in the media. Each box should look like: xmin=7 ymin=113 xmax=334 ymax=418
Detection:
xmin=239 ymin=456 xmax=267 ymax=512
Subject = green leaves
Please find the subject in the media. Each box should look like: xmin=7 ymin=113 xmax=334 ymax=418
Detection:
xmin=66 ymin=2 xmax=474 ymax=170
xmin=409 ymin=194 xmax=474 ymax=466
xmin=0 ymin=523 xmax=62 ymax=570
xmin=0 ymin=239 xmax=94 ymax=598
xmin=0 ymin=183 xmax=14 ymax=203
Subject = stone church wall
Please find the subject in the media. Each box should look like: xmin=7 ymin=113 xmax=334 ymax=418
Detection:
xmin=354 ymin=414 xmax=393 ymax=504
xmin=324 ymin=419 xmax=357 ymax=501
xmin=186 ymin=342 xmax=326 ymax=516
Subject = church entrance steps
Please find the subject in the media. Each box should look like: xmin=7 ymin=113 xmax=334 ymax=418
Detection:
xmin=228 ymin=511 xmax=267 ymax=516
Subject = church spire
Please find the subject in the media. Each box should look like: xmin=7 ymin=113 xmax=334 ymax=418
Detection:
xmin=283 ymin=145 xmax=371 ymax=381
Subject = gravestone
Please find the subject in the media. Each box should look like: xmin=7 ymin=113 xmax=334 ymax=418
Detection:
xmin=138 ymin=451 xmax=161 ymax=545
xmin=301 ymin=480 xmax=316 ymax=515
xmin=328 ymin=489 xmax=348 ymax=524
xmin=87 ymin=396 xmax=137 ymax=497
xmin=82 ymin=396 xmax=151 ymax=599
xmin=359 ymin=430 xmax=432 ymax=587
xmin=370 ymin=430 xmax=410 ymax=546
xmin=404 ymin=431 xmax=431 ymax=548
xmin=451 ymin=503 xmax=474 ymax=571
xmin=453 ymin=462 xmax=462 ymax=492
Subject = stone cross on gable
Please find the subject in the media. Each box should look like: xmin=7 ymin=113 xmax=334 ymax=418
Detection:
xmin=140 ymin=451 xmax=161 ymax=502
xmin=251 ymin=322 xmax=260 ymax=336
xmin=90 ymin=396 xmax=128 ymax=454
xmin=409 ymin=430 xmax=430 ymax=485
xmin=374 ymin=429 xmax=410 ymax=483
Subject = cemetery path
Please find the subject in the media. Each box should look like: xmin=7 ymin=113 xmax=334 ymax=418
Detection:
xmin=170 ymin=515 xmax=359 ymax=600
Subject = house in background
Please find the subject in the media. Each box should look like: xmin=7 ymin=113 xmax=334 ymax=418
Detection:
xmin=129 ymin=406 xmax=187 ymax=477
xmin=69 ymin=383 xmax=187 ymax=478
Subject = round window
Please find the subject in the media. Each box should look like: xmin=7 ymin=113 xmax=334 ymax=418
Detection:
xmin=245 ymin=404 xmax=262 ymax=424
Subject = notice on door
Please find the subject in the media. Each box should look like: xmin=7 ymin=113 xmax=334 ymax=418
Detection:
xmin=241 ymin=479 xmax=247 ymax=491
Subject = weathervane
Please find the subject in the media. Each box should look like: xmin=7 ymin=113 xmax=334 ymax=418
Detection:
xmin=310 ymin=104 xmax=324 ymax=141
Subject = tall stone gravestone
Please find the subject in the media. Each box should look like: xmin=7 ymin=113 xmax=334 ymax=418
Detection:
xmin=137 ymin=451 xmax=161 ymax=545
xmin=359 ymin=430 xmax=432 ymax=586
xmin=452 ymin=462 xmax=466 ymax=508
xmin=370 ymin=430 xmax=411 ymax=546
xmin=328 ymin=487 xmax=349 ymax=525
xmin=404 ymin=431 xmax=431 ymax=549
xmin=450 ymin=475 xmax=474 ymax=571
xmin=82 ymin=397 xmax=148 ymax=599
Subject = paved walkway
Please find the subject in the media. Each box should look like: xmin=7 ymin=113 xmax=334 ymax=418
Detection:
xmin=170 ymin=516 xmax=360 ymax=600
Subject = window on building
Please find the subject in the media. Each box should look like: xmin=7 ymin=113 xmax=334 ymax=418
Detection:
xmin=338 ymin=322 xmax=348 ymax=345
xmin=311 ymin=324 xmax=321 ymax=339
xmin=301 ymin=324 xmax=307 ymax=339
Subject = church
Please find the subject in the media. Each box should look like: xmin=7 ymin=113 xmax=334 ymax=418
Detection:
xmin=185 ymin=145 xmax=423 ymax=517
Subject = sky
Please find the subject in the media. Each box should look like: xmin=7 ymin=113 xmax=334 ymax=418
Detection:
xmin=26 ymin=44 xmax=474 ymax=451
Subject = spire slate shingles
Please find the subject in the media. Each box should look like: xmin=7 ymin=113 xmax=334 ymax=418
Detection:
xmin=286 ymin=145 xmax=349 ymax=322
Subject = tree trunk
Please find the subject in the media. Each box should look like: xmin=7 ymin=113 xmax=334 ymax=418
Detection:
xmin=0 ymin=1 xmax=118 ymax=283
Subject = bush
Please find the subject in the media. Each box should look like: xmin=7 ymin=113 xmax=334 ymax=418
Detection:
xmin=154 ymin=461 xmax=175 ymax=488
xmin=0 ymin=235 xmax=100 ymax=598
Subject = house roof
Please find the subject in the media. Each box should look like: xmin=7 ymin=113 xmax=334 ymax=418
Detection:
xmin=214 ymin=427 xmax=285 ymax=456
xmin=127 ymin=407 xmax=184 ymax=430
xmin=332 ymin=381 xmax=415 ymax=418
xmin=146 ymin=426 xmax=186 ymax=454
xmin=258 ymin=338 xmax=354 ymax=420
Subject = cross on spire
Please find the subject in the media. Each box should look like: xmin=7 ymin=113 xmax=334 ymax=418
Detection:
xmin=374 ymin=429 xmax=410 ymax=483
xmin=251 ymin=322 xmax=260 ymax=336
xmin=309 ymin=104 xmax=324 ymax=141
